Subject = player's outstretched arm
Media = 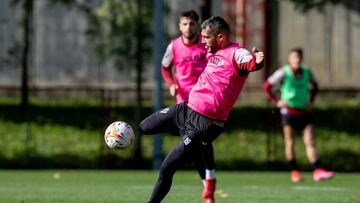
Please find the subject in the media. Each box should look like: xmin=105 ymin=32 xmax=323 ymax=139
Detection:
xmin=234 ymin=47 xmax=264 ymax=76
xmin=252 ymin=47 xmax=264 ymax=68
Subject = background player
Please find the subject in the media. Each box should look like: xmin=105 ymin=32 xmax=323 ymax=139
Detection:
xmin=161 ymin=10 xmax=207 ymax=103
xmin=263 ymin=48 xmax=334 ymax=182
xmin=141 ymin=16 xmax=264 ymax=203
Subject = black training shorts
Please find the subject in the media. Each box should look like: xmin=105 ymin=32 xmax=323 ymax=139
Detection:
xmin=281 ymin=113 xmax=313 ymax=131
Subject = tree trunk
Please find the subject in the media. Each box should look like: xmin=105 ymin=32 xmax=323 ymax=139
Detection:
xmin=200 ymin=0 xmax=211 ymax=21
xmin=133 ymin=0 xmax=143 ymax=164
xmin=20 ymin=0 xmax=33 ymax=167
xmin=21 ymin=0 xmax=33 ymax=113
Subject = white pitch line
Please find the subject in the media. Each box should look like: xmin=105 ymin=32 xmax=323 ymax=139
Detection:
xmin=243 ymin=185 xmax=345 ymax=192
xmin=291 ymin=186 xmax=344 ymax=191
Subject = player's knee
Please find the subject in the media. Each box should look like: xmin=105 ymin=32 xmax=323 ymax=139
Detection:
xmin=159 ymin=162 xmax=176 ymax=177
xmin=305 ymin=138 xmax=316 ymax=147
xmin=139 ymin=120 xmax=150 ymax=134
xmin=159 ymin=143 xmax=186 ymax=176
xmin=202 ymin=143 xmax=214 ymax=152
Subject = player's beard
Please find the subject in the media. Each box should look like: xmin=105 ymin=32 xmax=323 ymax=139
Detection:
xmin=205 ymin=45 xmax=212 ymax=53
xmin=184 ymin=32 xmax=197 ymax=41
xmin=206 ymin=43 xmax=218 ymax=53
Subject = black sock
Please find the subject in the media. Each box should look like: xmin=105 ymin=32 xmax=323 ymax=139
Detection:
xmin=288 ymin=159 xmax=299 ymax=170
xmin=312 ymin=160 xmax=321 ymax=169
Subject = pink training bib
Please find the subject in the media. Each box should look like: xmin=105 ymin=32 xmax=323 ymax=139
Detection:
xmin=188 ymin=43 xmax=248 ymax=121
xmin=172 ymin=36 xmax=207 ymax=103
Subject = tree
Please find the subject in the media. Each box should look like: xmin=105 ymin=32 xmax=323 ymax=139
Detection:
xmin=54 ymin=0 xmax=153 ymax=164
xmin=287 ymin=0 xmax=360 ymax=13
xmin=11 ymin=0 xmax=34 ymax=166
xmin=24 ymin=0 xmax=155 ymax=166
xmin=10 ymin=0 xmax=33 ymax=115
xmin=200 ymin=0 xmax=212 ymax=20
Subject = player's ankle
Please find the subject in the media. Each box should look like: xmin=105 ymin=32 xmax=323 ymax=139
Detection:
xmin=205 ymin=169 xmax=216 ymax=180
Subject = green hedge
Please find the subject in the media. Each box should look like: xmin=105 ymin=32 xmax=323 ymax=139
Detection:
xmin=0 ymin=99 xmax=359 ymax=171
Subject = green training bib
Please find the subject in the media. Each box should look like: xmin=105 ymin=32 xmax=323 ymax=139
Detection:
xmin=280 ymin=65 xmax=311 ymax=109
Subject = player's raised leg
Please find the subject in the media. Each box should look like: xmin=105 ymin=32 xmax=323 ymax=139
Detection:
xmin=303 ymin=125 xmax=334 ymax=181
xmin=140 ymin=105 xmax=180 ymax=136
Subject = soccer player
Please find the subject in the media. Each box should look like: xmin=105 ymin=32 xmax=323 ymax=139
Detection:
xmin=141 ymin=16 xmax=264 ymax=203
xmin=161 ymin=10 xmax=207 ymax=103
xmin=262 ymin=48 xmax=334 ymax=182
xmin=147 ymin=10 xmax=214 ymax=190
xmin=161 ymin=10 xmax=210 ymax=182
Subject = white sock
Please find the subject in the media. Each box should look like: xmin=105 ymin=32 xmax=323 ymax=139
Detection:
xmin=205 ymin=169 xmax=216 ymax=179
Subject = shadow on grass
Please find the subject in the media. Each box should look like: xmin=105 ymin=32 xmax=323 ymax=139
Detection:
xmin=0 ymin=149 xmax=359 ymax=171
xmin=320 ymin=149 xmax=360 ymax=172
xmin=0 ymin=153 xmax=151 ymax=169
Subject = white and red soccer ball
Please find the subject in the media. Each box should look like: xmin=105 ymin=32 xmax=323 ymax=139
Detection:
xmin=104 ymin=121 xmax=134 ymax=149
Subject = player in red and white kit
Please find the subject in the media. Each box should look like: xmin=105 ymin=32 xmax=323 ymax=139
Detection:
xmin=141 ymin=16 xmax=264 ymax=203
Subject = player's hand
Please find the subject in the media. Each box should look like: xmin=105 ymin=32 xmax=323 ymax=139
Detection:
xmin=276 ymin=100 xmax=288 ymax=108
xmin=252 ymin=47 xmax=264 ymax=64
xmin=169 ymin=84 xmax=178 ymax=96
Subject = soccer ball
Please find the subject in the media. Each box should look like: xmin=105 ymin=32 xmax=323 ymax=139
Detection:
xmin=104 ymin=121 xmax=134 ymax=149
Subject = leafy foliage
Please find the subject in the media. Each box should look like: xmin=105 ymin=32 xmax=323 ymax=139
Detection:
xmin=287 ymin=0 xmax=360 ymax=13
xmin=47 ymin=0 xmax=154 ymax=71
xmin=86 ymin=0 xmax=153 ymax=71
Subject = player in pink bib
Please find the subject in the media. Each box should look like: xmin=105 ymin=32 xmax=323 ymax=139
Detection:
xmin=188 ymin=43 xmax=250 ymax=121
xmin=142 ymin=16 xmax=264 ymax=203
xmin=143 ymin=11 xmax=216 ymax=202
xmin=161 ymin=11 xmax=207 ymax=103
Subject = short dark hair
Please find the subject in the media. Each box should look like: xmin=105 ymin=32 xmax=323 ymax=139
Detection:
xmin=201 ymin=16 xmax=230 ymax=35
xmin=290 ymin=47 xmax=303 ymax=59
xmin=180 ymin=10 xmax=199 ymax=22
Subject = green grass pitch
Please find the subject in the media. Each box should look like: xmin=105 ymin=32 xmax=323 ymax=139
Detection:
xmin=0 ymin=170 xmax=359 ymax=203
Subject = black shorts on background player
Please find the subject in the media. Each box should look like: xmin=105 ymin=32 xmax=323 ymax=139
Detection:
xmin=281 ymin=113 xmax=313 ymax=132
